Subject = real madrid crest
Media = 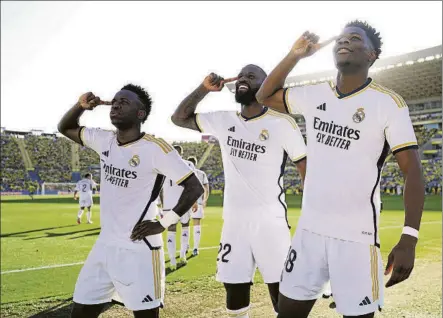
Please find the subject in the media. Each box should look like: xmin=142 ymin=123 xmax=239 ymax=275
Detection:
xmin=129 ymin=155 xmax=140 ymax=167
xmin=352 ymin=108 xmax=365 ymax=123
xmin=259 ymin=129 xmax=269 ymax=141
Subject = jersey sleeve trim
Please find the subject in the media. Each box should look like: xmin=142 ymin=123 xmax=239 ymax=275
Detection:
xmin=282 ymin=88 xmax=292 ymax=114
xmin=143 ymin=135 xmax=173 ymax=154
xmin=391 ymin=142 xmax=418 ymax=155
xmin=176 ymin=171 xmax=194 ymax=185
xmin=370 ymin=83 xmax=408 ymax=108
xmin=195 ymin=114 xmax=204 ymax=132
xmin=267 ymin=109 xmax=298 ymax=130
xmin=292 ymin=154 xmax=307 ymax=163
xmin=78 ymin=126 xmax=86 ymax=146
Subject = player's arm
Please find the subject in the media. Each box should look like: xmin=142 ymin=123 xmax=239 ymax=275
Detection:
xmin=57 ymin=92 xmax=111 ymax=144
xmin=73 ymin=190 xmax=78 ymax=200
xmin=203 ymin=183 xmax=210 ymax=205
xmin=256 ymin=32 xmax=333 ymax=112
xmin=173 ymin=175 xmax=204 ymax=215
xmin=281 ymin=119 xmax=307 ymax=185
xmin=159 ymin=188 xmax=164 ymax=207
xmin=171 ymin=73 xmax=237 ymax=131
xmin=383 ymin=100 xmax=425 ymax=288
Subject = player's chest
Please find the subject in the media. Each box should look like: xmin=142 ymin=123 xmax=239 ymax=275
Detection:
xmin=304 ymin=99 xmax=384 ymax=152
xmin=218 ymin=120 xmax=280 ymax=163
xmin=99 ymin=144 xmax=151 ymax=189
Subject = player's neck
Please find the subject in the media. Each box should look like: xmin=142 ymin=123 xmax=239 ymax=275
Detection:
xmin=336 ymin=71 xmax=369 ymax=95
xmin=241 ymin=102 xmax=264 ymax=119
xmin=116 ymin=128 xmax=143 ymax=145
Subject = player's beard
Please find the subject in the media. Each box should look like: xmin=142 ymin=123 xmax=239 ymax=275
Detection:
xmin=235 ymin=87 xmax=259 ymax=106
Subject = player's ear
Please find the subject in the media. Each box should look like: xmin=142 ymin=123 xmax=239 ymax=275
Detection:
xmin=137 ymin=109 xmax=146 ymax=121
xmin=367 ymin=50 xmax=376 ymax=65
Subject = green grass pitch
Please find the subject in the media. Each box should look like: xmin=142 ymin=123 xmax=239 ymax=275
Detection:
xmin=1 ymin=194 xmax=441 ymax=317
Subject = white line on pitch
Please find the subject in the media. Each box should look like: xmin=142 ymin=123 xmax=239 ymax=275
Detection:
xmin=2 ymin=221 xmax=441 ymax=275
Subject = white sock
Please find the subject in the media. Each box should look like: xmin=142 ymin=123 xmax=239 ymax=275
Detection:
xmin=167 ymin=231 xmax=176 ymax=266
xmin=77 ymin=209 xmax=84 ymax=218
xmin=226 ymin=306 xmax=250 ymax=318
xmin=193 ymin=225 xmax=201 ymax=250
xmin=86 ymin=211 xmax=92 ymax=222
xmin=180 ymin=227 xmax=190 ymax=258
xmin=323 ymin=281 xmax=332 ymax=296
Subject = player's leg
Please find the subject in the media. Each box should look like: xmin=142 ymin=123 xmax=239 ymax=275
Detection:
xmin=224 ymin=282 xmax=252 ymax=317
xmin=86 ymin=206 xmax=92 ymax=224
xmin=343 ymin=314 xmax=374 ymax=318
xmin=216 ymin=220 xmax=255 ymax=317
xmin=327 ymin=238 xmax=383 ymax=318
xmin=167 ymin=223 xmax=177 ymax=270
xmin=77 ymin=206 xmax=85 ymax=224
xmin=278 ymin=230 xmax=330 ymax=318
xmin=132 ymin=308 xmax=159 ymax=318
xmin=192 ymin=205 xmax=204 ymax=256
xmin=71 ymin=303 xmax=108 ymax=318
xmin=179 ymin=212 xmax=191 ymax=263
xmin=72 ymin=242 xmax=115 ymax=317
xmin=251 ymin=218 xmax=291 ymax=315
xmin=110 ymin=243 xmax=165 ymax=315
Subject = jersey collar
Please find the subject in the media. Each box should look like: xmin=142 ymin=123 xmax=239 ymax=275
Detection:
xmin=334 ymin=77 xmax=372 ymax=99
xmin=117 ymin=132 xmax=146 ymax=147
xmin=238 ymin=107 xmax=268 ymax=121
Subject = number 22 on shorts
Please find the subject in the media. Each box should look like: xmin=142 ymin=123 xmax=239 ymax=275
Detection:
xmin=217 ymin=243 xmax=232 ymax=263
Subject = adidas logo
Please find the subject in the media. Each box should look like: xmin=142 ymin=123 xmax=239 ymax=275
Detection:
xmin=316 ymin=103 xmax=326 ymax=111
xmin=359 ymin=296 xmax=372 ymax=306
xmin=142 ymin=294 xmax=153 ymax=303
xmin=183 ymin=233 xmax=187 ymax=237
xmin=167 ymin=239 xmax=172 ymax=243
xmin=102 ymin=151 xmax=109 ymax=157
xmin=228 ymin=126 xmax=235 ymax=132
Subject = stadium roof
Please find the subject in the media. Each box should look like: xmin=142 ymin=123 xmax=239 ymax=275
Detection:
xmin=227 ymin=45 xmax=442 ymax=102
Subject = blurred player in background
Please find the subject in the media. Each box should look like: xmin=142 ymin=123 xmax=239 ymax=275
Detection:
xmin=172 ymin=65 xmax=307 ymax=317
xmin=257 ymin=20 xmax=425 ymax=318
xmin=58 ymin=85 xmax=203 ymax=318
xmin=74 ymin=173 xmax=97 ymax=224
xmin=160 ymin=145 xmax=196 ymax=270
xmin=186 ymin=156 xmax=210 ymax=256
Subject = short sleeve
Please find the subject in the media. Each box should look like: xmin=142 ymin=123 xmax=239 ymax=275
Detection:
xmin=195 ymin=112 xmax=223 ymax=135
xmin=202 ymin=172 xmax=209 ymax=185
xmin=151 ymin=141 xmax=194 ymax=185
xmin=283 ymin=86 xmax=309 ymax=115
xmin=79 ymin=127 xmax=114 ymax=154
xmin=281 ymin=118 xmax=307 ymax=163
xmin=384 ymin=100 xmax=418 ymax=155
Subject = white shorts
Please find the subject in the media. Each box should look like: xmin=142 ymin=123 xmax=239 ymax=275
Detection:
xmin=163 ymin=210 xmax=190 ymax=225
xmin=73 ymin=240 xmax=165 ymax=311
xmin=79 ymin=198 xmax=93 ymax=208
xmin=191 ymin=205 xmax=204 ymax=219
xmin=280 ymin=229 xmax=384 ymax=316
xmin=216 ymin=218 xmax=290 ymax=284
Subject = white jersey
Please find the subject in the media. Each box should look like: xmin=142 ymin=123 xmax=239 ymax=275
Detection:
xmin=283 ymin=78 xmax=418 ymax=245
xmin=75 ymin=178 xmax=96 ymax=200
xmin=162 ymin=159 xmax=195 ymax=210
xmin=196 ymin=108 xmax=306 ymax=223
xmin=79 ymin=128 xmax=193 ymax=249
xmin=194 ymin=169 xmax=208 ymax=204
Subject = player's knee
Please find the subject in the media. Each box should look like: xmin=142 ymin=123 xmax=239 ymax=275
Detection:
xmin=182 ymin=222 xmax=189 ymax=227
xmin=193 ymin=219 xmax=200 ymax=225
xmin=168 ymin=224 xmax=177 ymax=231
xmin=70 ymin=302 xmax=105 ymax=318
xmin=224 ymin=283 xmax=251 ymax=310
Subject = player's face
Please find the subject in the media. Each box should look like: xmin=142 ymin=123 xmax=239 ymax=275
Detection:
xmin=235 ymin=65 xmax=266 ymax=106
xmin=333 ymin=27 xmax=375 ymax=74
xmin=110 ymin=90 xmax=144 ymax=129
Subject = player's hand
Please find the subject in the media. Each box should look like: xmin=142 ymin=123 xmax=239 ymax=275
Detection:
xmin=384 ymin=234 xmax=417 ymax=288
xmin=191 ymin=202 xmax=198 ymax=213
xmin=130 ymin=220 xmax=165 ymax=241
xmin=202 ymin=73 xmax=237 ymax=92
xmin=290 ymin=32 xmax=337 ymax=60
xmin=78 ymin=92 xmax=112 ymax=110
xmin=73 ymin=196 xmax=78 ymax=201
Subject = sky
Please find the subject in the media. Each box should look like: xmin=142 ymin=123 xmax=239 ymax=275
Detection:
xmin=1 ymin=1 xmax=442 ymax=142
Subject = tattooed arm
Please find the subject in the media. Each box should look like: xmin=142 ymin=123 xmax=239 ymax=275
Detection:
xmin=171 ymin=73 xmax=237 ymax=131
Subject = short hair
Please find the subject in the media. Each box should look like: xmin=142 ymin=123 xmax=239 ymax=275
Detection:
xmin=84 ymin=173 xmax=91 ymax=178
xmin=121 ymin=84 xmax=152 ymax=123
xmin=173 ymin=145 xmax=183 ymax=155
xmin=187 ymin=156 xmax=197 ymax=166
xmin=345 ymin=20 xmax=382 ymax=63
xmin=244 ymin=64 xmax=268 ymax=77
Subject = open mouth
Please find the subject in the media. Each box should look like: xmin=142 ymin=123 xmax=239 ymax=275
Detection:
xmin=337 ymin=47 xmax=352 ymax=54
xmin=237 ymin=84 xmax=250 ymax=93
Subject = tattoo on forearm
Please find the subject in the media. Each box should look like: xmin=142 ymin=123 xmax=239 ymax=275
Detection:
xmin=172 ymin=85 xmax=209 ymax=131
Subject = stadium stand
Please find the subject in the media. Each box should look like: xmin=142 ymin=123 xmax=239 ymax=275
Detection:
xmin=1 ymin=46 xmax=441 ymax=195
